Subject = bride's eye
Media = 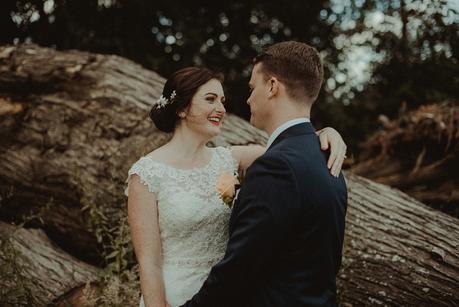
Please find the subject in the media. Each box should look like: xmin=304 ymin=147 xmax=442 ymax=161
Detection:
xmin=206 ymin=96 xmax=216 ymax=103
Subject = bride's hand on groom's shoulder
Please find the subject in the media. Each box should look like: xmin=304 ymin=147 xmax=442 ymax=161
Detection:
xmin=316 ymin=127 xmax=347 ymax=177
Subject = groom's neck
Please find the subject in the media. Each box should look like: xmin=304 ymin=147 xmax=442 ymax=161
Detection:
xmin=265 ymin=101 xmax=311 ymax=136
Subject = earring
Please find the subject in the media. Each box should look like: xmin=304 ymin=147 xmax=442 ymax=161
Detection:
xmin=179 ymin=112 xmax=186 ymax=118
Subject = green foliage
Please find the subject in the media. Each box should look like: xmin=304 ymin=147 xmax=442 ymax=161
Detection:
xmin=314 ymin=0 xmax=459 ymax=152
xmin=80 ymin=191 xmax=136 ymax=272
xmin=1 ymin=0 xmax=334 ymax=117
xmin=78 ymin=171 xmax=140 ymax=305
xmin=81 ymin=267 xmax=140 ymax=307
xmin=2 ymin=0 xmax=458 ymax=152
xmin=78 ymin=207 xmax=140 ymax=306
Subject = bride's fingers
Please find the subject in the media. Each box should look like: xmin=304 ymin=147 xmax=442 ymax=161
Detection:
xmin=327 ymin=151 xmax=337 ymax=170
xmin=331 ymin=148 xmax=346 ymax=176
xmin=318 ymin=128 xmax=346 ymax=172
xmin=327 ymin=140 xmax=339 ymax=169
xmin=318 ymin=130 xmax=330 ymax=151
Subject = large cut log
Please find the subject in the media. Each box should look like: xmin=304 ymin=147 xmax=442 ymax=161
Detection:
xmin=339 ymin=173 xmax=458 ymax=306
xmin=0 ymin=44 xmax=458 ymax=306
xmin=0 ymin=221 xmax=101 ymax=306
xmin=0 ymin=44 xmax=267 ymax=264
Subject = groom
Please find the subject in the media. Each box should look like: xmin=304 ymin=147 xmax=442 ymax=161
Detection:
xmin=182 ymin=41 xmax=348 ymax=307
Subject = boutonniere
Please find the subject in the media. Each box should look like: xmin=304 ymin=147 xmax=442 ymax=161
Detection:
xmin=216 ymin=171 xmax=240 ymax=208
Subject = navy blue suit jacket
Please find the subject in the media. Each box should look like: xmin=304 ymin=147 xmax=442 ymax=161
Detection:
xmin=182 ymin=123 xmax=348 ymax=307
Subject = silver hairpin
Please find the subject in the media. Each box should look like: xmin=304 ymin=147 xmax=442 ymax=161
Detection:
xmin=154 ymin=90 xmax=177 ymax=109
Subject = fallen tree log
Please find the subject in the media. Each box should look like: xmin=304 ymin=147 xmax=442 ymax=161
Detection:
xmin=0 ymin=44 xmax=267 ymax=265
xmin=339 ymin=173 xmax=458 ymax=305
xmin=0 ymin=44 xmax=458 ymax=306
xmin=0 ymin=221 xmax=101 ymax=306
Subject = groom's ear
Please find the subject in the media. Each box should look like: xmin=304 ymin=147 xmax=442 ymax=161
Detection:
xmin=268 ymin=77 xmax=279 ymax=98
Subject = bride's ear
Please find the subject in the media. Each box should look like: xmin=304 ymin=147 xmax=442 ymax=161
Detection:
xmin=177 ymin=107 xmax=189 ymax=119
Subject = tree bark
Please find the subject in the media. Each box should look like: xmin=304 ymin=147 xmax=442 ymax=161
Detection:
xmin=0 ymin=44 xmax=267 ymax=264
xmin=0 ymin=221 xmax=101 ymax=306
xmin=0 ymin=44 xmax=458 ymax=306
xmin=339 ymin=173 xmax=458 ymax=306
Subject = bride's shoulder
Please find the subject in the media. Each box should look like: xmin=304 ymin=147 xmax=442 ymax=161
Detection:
xmin=132 ymin=145 xmax=172 ymax=168
xmin=212 ymin=146 xmax=239 ymax=169
xmin=143 ymin=144 xmax=169 ymax=160
xmin=128 ymin=145 xmax=171 ymax=174
xmin=125 ymin=149 xmax=167 ymax=197
xmin=212 ymin=145 xmax=232 ymax=158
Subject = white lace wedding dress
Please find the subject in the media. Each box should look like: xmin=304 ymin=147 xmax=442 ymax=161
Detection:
xmin=125 ymin=146 xmax=238 ymax=307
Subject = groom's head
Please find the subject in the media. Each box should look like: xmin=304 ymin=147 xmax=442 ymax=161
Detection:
xmin=247 ymin=41 xmax=324 ymax=131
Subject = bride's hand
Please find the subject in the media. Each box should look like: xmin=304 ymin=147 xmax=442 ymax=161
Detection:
xmin=316 ymin=127 xmax=347 ymax=177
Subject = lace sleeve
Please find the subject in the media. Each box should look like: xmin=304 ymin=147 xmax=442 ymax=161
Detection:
xmin=124 ymin=157 xmax=159 ymax=197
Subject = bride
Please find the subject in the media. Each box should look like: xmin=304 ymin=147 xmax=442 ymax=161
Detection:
xmin=125 ymin=67 xmax=346 ymax=307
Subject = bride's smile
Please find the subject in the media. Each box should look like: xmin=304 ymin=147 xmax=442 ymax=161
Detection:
xmin=180 ymin=78 xmax=226 ymax=139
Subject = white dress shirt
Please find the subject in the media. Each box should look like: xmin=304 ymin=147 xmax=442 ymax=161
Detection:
xmin=266 ymin=118 xmax=311 ymax=149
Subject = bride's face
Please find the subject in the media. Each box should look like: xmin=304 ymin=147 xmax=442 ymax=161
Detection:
xmin=181 ymin=79 xmax=226 ymax=138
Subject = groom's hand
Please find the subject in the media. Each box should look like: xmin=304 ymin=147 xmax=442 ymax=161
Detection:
xmin=317 ymin=127 xmax=347 ymax=177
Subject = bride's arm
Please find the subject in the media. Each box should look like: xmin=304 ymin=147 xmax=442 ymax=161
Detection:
xmin=127 ymin=175 xmax=168 ymax=307
xmin=231 ymin=144 xmax=265 ymax=175
xmin=231 ymin=127 xmax=347 ymax=177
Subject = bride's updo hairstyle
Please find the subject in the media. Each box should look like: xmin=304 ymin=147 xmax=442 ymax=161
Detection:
xmin=150 ymin=67 xmax=224 ymax=133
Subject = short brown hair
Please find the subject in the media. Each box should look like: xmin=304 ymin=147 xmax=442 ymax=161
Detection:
xmin=149 ymin=67 xmax=224 ymax=133
xmin=253 ymin=41 xmax=324 ymax=102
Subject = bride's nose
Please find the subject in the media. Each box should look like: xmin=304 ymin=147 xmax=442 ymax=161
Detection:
xmin=216 ymin=100 xmax=226 ymax=114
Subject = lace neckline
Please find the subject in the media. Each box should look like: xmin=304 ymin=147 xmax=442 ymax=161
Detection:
xmin=142 ymin=148 xmax=216 ymax=173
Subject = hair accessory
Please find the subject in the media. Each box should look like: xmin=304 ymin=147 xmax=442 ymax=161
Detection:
xmin=154 ymin=90 xmax=177 ymax=109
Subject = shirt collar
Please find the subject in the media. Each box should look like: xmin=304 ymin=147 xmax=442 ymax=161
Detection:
xmin=266 ymin=117 xmax=310 ymax=149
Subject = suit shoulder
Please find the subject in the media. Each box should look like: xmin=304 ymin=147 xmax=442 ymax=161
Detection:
xmin=250 ymin=150 xmax=292 ymax=172
xmin=245 ymin=151 xmax=297 ymax=186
